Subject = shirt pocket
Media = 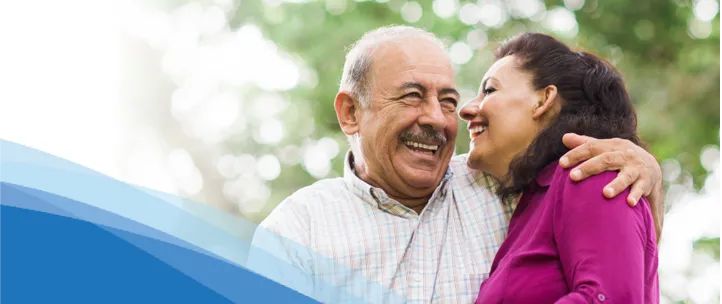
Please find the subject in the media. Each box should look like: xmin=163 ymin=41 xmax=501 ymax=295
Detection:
xmin=459 ymin=238 xmax=493 ymax=275
xmin=455 ymin=239 xmax=492 ymax=300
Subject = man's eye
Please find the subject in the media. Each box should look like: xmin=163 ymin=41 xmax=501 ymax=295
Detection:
xmin=441 ymin=98 xmax=458 ymax=106
xmin=404 ymin=92 xmax=422 ymax=99
xmin=440 ymin=99 xmax=457 ymax=113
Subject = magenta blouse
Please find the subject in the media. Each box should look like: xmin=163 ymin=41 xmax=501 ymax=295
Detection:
xmin=475 ymin=161 xmax=659 ymax=303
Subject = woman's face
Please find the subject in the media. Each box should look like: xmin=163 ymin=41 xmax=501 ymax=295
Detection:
xmin=459 ymin=55 xmax=556 ymax=178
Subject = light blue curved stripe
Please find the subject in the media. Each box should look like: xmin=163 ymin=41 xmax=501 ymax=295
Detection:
xmin=3 ymin=184 xmax=317 ymax=302
xmin=2 ymin=176 xmax=391 ymax=303
xmin=0 ymin=140 xmax=409 ymax=303
xmin=1 ymin=140 xmax=253 ymax=265
xmin=3 ymin=182 xmax=241 ymax=268
xmin=1 ymin=166 xmax=251 ymax=264
xmin=5 ymin=183 xmax=367 ymax=303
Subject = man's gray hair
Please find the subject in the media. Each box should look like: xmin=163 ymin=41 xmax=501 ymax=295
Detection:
xmin=340 ymin=25 xmax=447 ymax=108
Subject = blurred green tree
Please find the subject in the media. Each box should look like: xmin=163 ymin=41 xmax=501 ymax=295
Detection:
xmin=229 ymin=0 xmax=719 ymax=187
xmin=122 ymin=0 xmax=719 ymax=302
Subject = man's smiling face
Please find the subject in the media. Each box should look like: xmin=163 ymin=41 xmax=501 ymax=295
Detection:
xmin=354 ymin=38 xmax=459 ymax=199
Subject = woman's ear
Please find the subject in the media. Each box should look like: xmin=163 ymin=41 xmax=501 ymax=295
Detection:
xmin=334 ymin=91 xmax=361 ymax=135
xmin=532 ymin=85 xmax=559 ymax=120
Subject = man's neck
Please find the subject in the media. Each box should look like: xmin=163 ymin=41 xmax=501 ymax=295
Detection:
xmin=357 ymin=170 xmax=431 ymax=214
xmin=351 ymin=154 xmax=432 ymax=214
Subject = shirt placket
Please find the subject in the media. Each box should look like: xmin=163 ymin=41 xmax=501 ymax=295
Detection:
xmin=369 ymin=179 xmax=451 ymax=303
xmin=409 ymin=192 xmax=449 ymax=303
xmin=405 ymin=216 xmax=426 ymax=303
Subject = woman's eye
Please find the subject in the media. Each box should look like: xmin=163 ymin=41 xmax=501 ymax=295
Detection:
xmin=483 ymin=87 xmax=496 ymax=95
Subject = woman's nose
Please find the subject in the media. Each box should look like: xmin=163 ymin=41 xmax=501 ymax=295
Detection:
xmin=459 ymin=99 xmax=480 ymax=121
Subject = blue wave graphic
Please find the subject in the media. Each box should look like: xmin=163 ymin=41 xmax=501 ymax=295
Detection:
xmin=0 ymin=140 xmax=407 ymax=303
xmin=1 ymin=184 xmax=314 ymax=303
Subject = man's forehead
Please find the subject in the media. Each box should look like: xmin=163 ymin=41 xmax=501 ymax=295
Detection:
xmin=373 ymin=41 xmax=450 ymax=67
xmin=370 ymin=42 xmax=455 ymax=88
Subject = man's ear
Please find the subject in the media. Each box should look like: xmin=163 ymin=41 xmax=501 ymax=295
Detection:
xmin=335 ymin=91 xmax=360 ymax=135
xmin=532 ymin=85 xmax=559 ymax=120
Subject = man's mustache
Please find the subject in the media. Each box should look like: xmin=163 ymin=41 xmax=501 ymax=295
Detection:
xmin=399 ymin=126 xmax=447 ymax=146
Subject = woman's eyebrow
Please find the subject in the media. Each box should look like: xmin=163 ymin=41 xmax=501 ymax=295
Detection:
xmin=479 ymin=77 xmax=499 ymax=94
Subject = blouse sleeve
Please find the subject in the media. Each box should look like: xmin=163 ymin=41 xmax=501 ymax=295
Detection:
xmin=551 ymin=170 xmax=653 ymax=303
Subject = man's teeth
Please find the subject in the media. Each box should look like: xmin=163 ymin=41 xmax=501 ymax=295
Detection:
xmin=470 ymin=125 xmax=487 ymax=134
xmin=405 ymin=141 xmax=439 ymax=151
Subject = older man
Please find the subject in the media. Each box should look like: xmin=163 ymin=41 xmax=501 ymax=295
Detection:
xmin=248 ymin=26 xmax=664 ymax=303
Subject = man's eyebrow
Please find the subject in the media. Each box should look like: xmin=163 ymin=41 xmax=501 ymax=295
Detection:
xmin=399 ymin=82 xmax=459 ymax=98
xmin=440 ymin=88 xmax=460 ymax=99
xmin=399 ymin=82 xmax=426 ymax=93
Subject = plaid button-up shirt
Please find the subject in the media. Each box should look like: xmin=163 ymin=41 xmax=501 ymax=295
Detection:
xmin=249 ymin=152 xmax=513 ymax=303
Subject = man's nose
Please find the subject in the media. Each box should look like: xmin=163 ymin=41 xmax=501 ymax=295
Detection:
xmin=459 ymin=99 xmax=480 ymax=121
xmin=418 ymin=99 xmax=447 ymax=131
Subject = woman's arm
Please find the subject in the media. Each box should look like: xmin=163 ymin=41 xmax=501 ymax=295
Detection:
xmin=552 ymin=170 xmax=654 ymax=303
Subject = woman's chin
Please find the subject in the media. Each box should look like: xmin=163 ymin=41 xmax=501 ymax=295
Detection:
xmin=466 ymin=149 xmax=488 ymax=171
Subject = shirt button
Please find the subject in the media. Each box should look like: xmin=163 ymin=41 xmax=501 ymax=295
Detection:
xmin=412 ymin=273 xmax=422 ymax=282
xmin=597 ymin=293 xmax=606 ymax=302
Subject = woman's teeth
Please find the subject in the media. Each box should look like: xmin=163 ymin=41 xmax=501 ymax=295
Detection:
xmin=470 ymin=125 xmax=487 ymax=136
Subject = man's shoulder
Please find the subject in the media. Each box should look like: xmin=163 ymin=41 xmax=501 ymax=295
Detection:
xmin=449 ymin=153 xmax=487 ymax=186
xmin=279 ymin=177 xmax=349 ymax=208
xmin=450 ymin=153 xmax=470 ymax=171
xmin=447 ymin=153 xmax=502 ymax=203
xmin=291 ymin=177 xmax=348 ymax=197
xmin=261 ymin=177 xmax=349 ymax=224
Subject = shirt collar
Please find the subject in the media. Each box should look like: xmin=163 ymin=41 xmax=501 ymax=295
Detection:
xmin=343 ymin=150 xmax=376 ymax=206
xmin=342 ymin=150 xmax=454 ymax=214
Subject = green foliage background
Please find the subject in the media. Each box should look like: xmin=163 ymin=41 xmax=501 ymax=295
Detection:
xmin=122 ymin=0 xmax=719 ymax=302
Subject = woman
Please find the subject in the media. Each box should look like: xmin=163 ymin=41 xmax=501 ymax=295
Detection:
xmin=460 ymin=33 xmax=659 ymax=303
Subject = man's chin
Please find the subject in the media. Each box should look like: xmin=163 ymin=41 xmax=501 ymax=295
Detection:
xmin=399 ymin=169 xmax=443 ymax=190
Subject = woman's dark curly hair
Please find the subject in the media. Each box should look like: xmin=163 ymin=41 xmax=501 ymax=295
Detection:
xmin=496 ymin=32 xmax=643 ymax=201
